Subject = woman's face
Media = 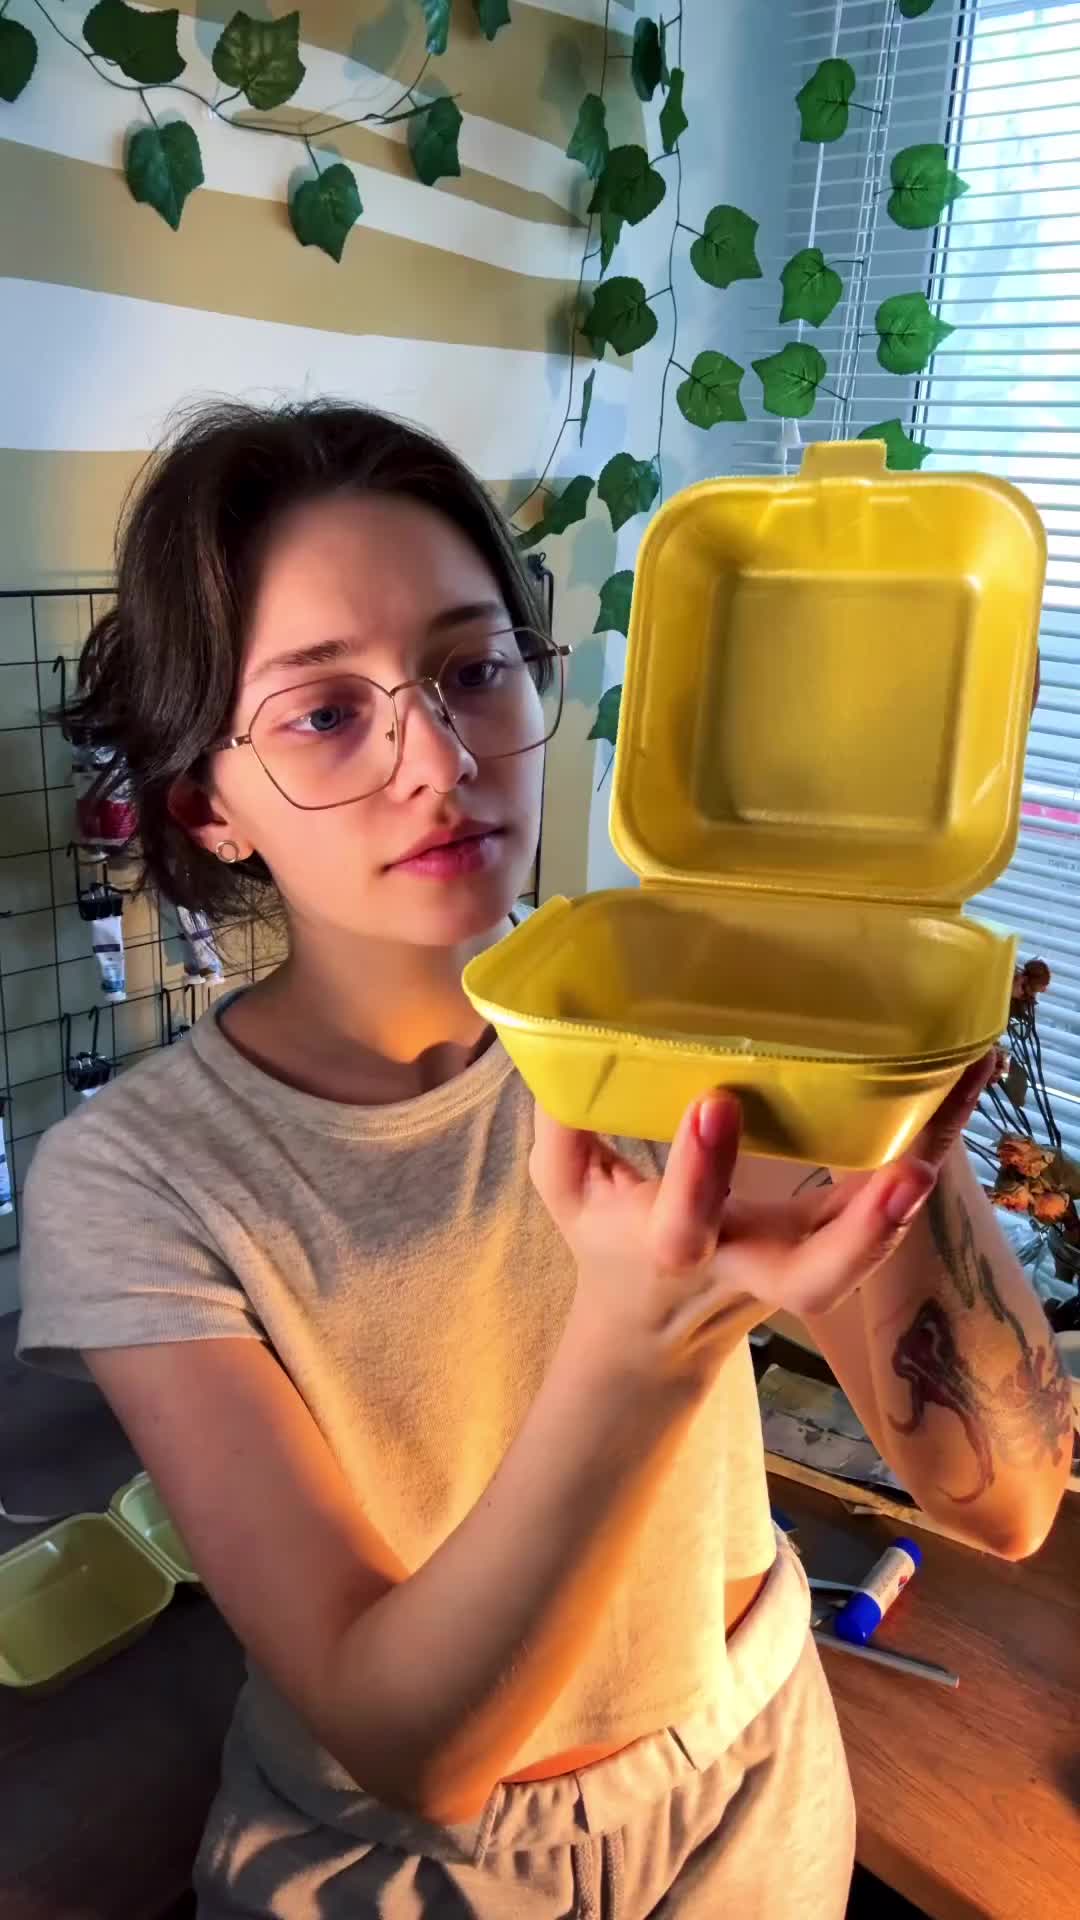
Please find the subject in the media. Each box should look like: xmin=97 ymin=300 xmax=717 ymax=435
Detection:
xmin=197 ymin=492 xmax=546 ymax=948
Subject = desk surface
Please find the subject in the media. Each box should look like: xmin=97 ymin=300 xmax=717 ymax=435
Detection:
xmin=769 ymin=1476 xmax=1080 ymax=1920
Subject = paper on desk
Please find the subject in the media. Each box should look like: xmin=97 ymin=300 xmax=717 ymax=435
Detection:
xmin=758 ymin=1364 xmax=905 ymax=1494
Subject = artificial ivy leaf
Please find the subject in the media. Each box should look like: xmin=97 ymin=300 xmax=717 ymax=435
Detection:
xmin=676 ymin=351 xmax=747 ymax=429
xmin=795 ymin=57 xmax=856 ymax=142
xmin=857 ymin=418 xmax=933 ymax=470
xmin=658 ymin=17 xmax=670 ymax=86
xmin=659 ymin=68 xmax=688 ymax=154
xmin=888 ymin=143 xmax=969 ymax=230
xmin=898 ymin=0 xmax=936 ymax=17
xmin=289 ymin=161 xmax=362 ymax=262
xmin=779 ymin=246 xmax=843 ymax=327
xmin=538 ymin=474 xmax=593 ymax=536
xmin=473 ymin=0 xmax=511 ymax=38
xmin=0 ymin=18 xmax=38 ymax=102
xmin=578 ymin=370 xmax=595 ymax=447
xmin=419 ymin=0 xmax=451 ymax=56
xmin=593 ymin=570 xmax=634 ymax=637
xmin=212 ymin=12 xmax=305 ymax=111
xmin=125 ymin=119 xmax=203 ymax=230
xmin=598 ymin=453 xmax=660 ymax=533
xmin=586 ymin=277 xmax=657 ymax=357
xmin=599 ymin=211 xmax=622 ymax=272
xmin=410 ymin=96 xmax=463 ymax=186
xmin=83 ymin=0 xmax=185 ymax=85
xmin=588 ymin=684 xmax=622 ymax=747
xmin=875 ymin=291 xmax=953 ymax=374
xmin=689 ymin=204 xmax=762 ymax=290
xmin=752 ymin=342 xmax=827 ymax=419
xmin=631 ymin=18 xmax=663 ymax=102
xmin=567 ymin=92 xmax=608 ymax=180
xmin=516 ymin=475 xmax=595 ymax=551
xmin=590 ymin=145 xmax=666 ymax=227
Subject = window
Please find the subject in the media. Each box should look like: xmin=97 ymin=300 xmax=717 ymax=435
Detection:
xmin=746 ymin=0 xmax=1080 ymax=1157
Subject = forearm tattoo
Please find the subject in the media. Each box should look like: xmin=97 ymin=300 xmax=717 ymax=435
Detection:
xmin=887 ymin=1185 xmax=1072 ymax=1503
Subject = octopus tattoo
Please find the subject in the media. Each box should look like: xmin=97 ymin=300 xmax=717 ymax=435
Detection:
xmin=889 ymin=1299 xmax=994 ymax=1503
xmin=888 ymin=1188 xmax=1073 ymax=1504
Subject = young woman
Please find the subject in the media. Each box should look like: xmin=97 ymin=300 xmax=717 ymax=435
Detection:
xmin=18 ymin=403 xmax=1069 ymax=1919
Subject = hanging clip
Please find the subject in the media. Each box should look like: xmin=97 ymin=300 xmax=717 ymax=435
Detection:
xmin=62 ymin=1009 xmax=113 ymax=1095
xmin=69 ymin=845 xmax=124 ymax=921
xmin=525 ymin=551 xmax=555 ymax=627
xmin=52 ymin=655 xmax=71 ymax=742
xmin=161 ymin=982 xmax=197 ymax=1045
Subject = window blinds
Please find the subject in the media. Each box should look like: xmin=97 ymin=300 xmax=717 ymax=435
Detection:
xmin=742 ymin=0 xmax=1080 ymax=1159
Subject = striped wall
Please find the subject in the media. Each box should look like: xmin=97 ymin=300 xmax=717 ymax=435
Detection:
xmin=0 ymin=0 xmax=639 ymax=584
xmin=0 ymin=0 xmax=644 ymax=938
xmin=0 ymin=4 xmax=648 ymax=1295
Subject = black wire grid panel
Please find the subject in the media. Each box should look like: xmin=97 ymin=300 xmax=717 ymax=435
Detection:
xmin=0 ymin=563 xmax=555 ymax=1252
xmin=0 ymin=587 xmax=274 ymax=1255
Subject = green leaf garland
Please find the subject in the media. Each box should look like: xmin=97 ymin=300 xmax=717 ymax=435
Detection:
xmin=83 ymin=0 xmax=185 ymax=85
xmin=590 ymin=145 xmax=667 ymax=227
xmin=753 ymin=342 xmax=827 ymax=418
xmin=659 ymin=68 xmax=688 ymax=154
xmin=211 ymin=12 xmax=305 ymax=111
xmin=593 ymin=571 xmax=634 ymax=637
xmin=126 ymin=119 xmax=203 ymax=229
xmin=289 ymin=161 xmax=363 ymax=261
xmin=598 ymin=454 xmax=660 ymax=533
xmin=888 ymin=143 xmax=969 ymax=230
xmin=779 ymin=247 xmax=843 ymax=327
xmin=420 ymin=0 xmax=451 ymax=56
xmin=676 ymin=352 xmax=747 ymax=428
xmin=690 ymin=205 xmax=762 ymax=289
xmin=795 ymin=58 xmax=856 ymax=142
xmin=599 ymin=212 xmax=623 ymax=272
xmin=588 ymin=684 xmax=622 ymax=747
xmin=897 ymin=1 xmax=936 ymax=17
xmin=410 ymin=97 xmax=463 ymax=186
xmin=474 ymin=0 xmax=511 ymax=39
xmin=857 ymin=419 xmax=933 ymax=470
xmin=567 ymin=93 xmax=609 ymax=181
xmin=875 ymin=292 xmax=954 ymax=374
xmin=516 ymin=475 xmax=594 ymax=551
xmin=631 ymin=18 xmax=663 ymax=102
xmin=579 ymin=370 xmax=595 ymax=447
xmin=587 ymin=277 xmax=658 ymax=358
xmin=0 ymin=18 xmax=38 ymax=101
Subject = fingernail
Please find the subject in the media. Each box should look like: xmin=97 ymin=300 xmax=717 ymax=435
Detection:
xmin=696 ymin=1094 xmax=734 ymax=1150
xmin=884 ymin=1168 xmax=934 ymax=1227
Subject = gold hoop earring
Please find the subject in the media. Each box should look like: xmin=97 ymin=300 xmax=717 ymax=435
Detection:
xmin=215 ymin=840 xmax=241 ymax=865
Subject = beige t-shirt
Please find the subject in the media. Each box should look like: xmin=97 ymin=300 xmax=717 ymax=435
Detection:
xmin=17 ymin=996 xmax=780 ymax=1783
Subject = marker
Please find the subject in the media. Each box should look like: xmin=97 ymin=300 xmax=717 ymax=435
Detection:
xmin=832 ymin=1538 xmax=922 ymax=1645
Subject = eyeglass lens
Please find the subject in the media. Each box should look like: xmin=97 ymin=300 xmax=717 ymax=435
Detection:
xmin=247 ymin=630 xmax=563 ymax=807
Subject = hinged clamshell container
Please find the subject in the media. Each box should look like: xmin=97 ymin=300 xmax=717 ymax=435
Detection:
xmin=0 ymin=1471 xmax=198 ymax=1695
xmin=465 ymin=441 xmax=1045 ymax=1167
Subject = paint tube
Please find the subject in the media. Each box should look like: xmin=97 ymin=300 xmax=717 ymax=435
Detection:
xmin=177 ymin=907 xmax=225 ymax=985
xmin=77 ymin=881 xmax=126 ymax=1003
xmin=71 ymin=740 xmax=137 ymax=852
xmin=0 ymin=1102 xmax=12 ymax=1215
xmin=91 ymin=915 xmax=126 ymax=1002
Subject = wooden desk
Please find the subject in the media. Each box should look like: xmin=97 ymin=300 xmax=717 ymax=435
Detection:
xmin=769 ymin=1476 xmax=1080 ymax=1920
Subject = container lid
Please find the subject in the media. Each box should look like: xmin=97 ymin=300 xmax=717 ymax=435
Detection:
xmin=610 ymin=441 xmax=1045 ymax=908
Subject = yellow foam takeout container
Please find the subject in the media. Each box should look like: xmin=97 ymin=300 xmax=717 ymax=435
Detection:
xmin=0 ymin=1472 xmax=198 ymax=1695
xmin=465 ymin=441 xmax=1045 ymax=1168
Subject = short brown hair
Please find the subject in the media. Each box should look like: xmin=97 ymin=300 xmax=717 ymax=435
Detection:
xmin=69 ymin=400 xmax=546 ymax=917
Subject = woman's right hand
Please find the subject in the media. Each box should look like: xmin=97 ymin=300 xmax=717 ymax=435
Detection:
xmin=530 ymin=1092 xmax=935 ymax=1383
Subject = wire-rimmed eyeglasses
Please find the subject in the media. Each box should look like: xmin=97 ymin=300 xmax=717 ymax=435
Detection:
xmin=209 ymin=628 xmax=570 ymax=811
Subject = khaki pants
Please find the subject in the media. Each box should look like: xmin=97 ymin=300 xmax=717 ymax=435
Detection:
xmin=195 ymin=1543 xmax=855 ymax=1918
